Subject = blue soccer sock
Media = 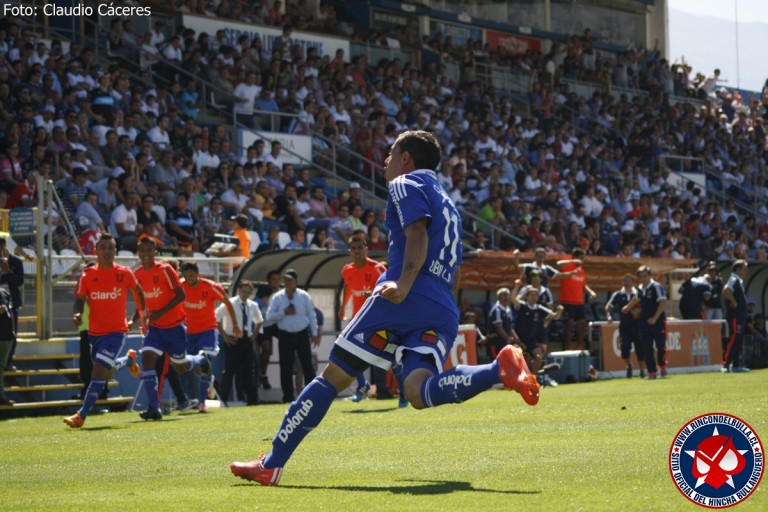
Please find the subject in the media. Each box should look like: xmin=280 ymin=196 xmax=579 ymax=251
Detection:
xmin=200 ymin=376 xmax=210 ymax=403
xmin=420 ymin=362 xmax=501 ymax=408
xmin=355 ymin=372 xmax=368 ymax=389
xmin=263 ymin=376 xmax=338 ymax=468
xmin=79 ymin=378 xmax=106 ymax=419
xmin=141 ymin=369 xmax=160 ymax=410
xmin=114 ymin=356 xmax=128 ymax=371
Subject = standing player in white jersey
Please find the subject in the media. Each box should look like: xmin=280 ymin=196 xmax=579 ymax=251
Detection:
xmin=230 ymin=130 xmax=539 ymax=485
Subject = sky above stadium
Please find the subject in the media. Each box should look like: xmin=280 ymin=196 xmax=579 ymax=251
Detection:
xmin=668 ymin=0 xmax=768 ymax=94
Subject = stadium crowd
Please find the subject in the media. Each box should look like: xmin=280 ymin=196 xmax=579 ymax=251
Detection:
xmin=0 ymin=0 xmax=767 ymax=266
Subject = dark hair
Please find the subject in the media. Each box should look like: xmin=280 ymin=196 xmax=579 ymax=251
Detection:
xmin=180 ymin=261 xmax=199 ymax=273
xmin=138 ymin=237 xmax=157 ymax=248
xmin=255 ymin=284 xmax=272 ymax=298
xmin=395 ymin=130 xmax=442 ymax=171
xmin=348 ymin=234 xmax=366 ymax=246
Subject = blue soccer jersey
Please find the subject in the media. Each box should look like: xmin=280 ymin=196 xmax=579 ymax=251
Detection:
xmin=384 ymin=169 xmax=463 ymax=299
xmin=333 ymin=169 xmax=463 ymax=372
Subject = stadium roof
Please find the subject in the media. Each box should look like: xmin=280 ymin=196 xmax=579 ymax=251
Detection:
xmin=233 ymin=249 xmax=387 ymax=291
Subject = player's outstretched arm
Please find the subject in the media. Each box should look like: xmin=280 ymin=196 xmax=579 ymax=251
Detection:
xmin=511 ymin=279 xmax=523 ymax=309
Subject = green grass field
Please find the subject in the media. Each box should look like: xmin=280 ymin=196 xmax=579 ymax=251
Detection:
xmin=2 ymin=370 xmax=766 ymax=512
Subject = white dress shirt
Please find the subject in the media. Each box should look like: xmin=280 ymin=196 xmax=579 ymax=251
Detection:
xmin=265 ymin=288 xmax=318 ymax=336
xmin=216 ymin=296 xmax=262 ymax=337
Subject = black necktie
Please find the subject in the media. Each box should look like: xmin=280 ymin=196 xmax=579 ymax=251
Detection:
xmin=241 ymin=301 xmax=248 ymax=337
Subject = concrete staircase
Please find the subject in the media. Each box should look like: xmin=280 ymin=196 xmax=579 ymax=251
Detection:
xmin=0 ymin=340 xmax=134 ymax=415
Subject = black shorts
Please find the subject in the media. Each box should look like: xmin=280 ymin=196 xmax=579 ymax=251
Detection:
xmin=485 ymin=335 xmax=507 ymax=359
xmin=679 ymin=306 xmax=704 ymax=320
xmin=562 ymin=304 xmax=586 ymax=321
xmin=258 ymin=324 xmax=279 ymax=350
xmin=520 ymin=336 xmax=545 ymax=354
xmin=640 ymin=320 xmax=666 ymax=346
xmin=619 ymin=326 xmax=643 ymax=360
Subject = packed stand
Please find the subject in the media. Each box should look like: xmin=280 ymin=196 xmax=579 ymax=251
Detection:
xmin=0 ymin=0 xmax=767 ymax=264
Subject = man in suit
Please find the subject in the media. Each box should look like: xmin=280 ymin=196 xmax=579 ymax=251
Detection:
xmin=0 ymin=237 xmax=23 ymax=370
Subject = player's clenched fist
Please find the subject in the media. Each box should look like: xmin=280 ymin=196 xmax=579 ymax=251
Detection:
xmin=378 ymin=281 xmax=407 ymax=304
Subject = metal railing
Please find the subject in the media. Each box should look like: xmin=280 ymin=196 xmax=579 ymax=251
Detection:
xmin=559 ymin=77 xmax=706 ymax=110
xmin=306 ymin=128 xmax=523 ymax=248
xmin=658 ymin=154 xmax=765 ymax=222
xmin=349 ymin=42 xmax=418 ymax=68
xmin=49 ymin=254 xmax=244 ymax=288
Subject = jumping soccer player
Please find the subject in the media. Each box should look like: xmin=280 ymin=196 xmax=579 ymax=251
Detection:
xmin=230 ymin=129 xmax=539 ymax=485
xmin=180 ymin=261 xmax=241 ymax=412
xmin=339 ymin=234 xmax=387 ymax=403
xmin=133 ymin=237 xmax=210 ymax=420
xmin=64 ymin=234 xmax=146 ymax=428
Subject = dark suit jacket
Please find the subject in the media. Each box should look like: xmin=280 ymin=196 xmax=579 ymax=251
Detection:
xmin=0 ymin=287 xmax=14 ymax=340
xmin=0 ymin=252 xmax=23 ymax=310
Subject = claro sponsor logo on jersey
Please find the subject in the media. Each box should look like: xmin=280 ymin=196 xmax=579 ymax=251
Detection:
xmin=144 ymin=287 xmax=164 ymax=299
xmin=184 ymin=300 xmax=207 ymax=310
xmin=353 ymin=287 xmax=372 ymax=297
xmin=669 ymin=413 xmax=763 ymax=508
xmin=90 ymin=288 xmax=123 ymax=300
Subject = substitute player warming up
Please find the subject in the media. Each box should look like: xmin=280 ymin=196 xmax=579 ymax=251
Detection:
xmin=180 ymin=261 xmax=241 ymax=411
xmin=64 ymin=234 xmax=146 ymax=428
xmin=132 ymin=238 xmax=211 ymax=420
xmin=230 ymin=130 xmax=539 ymax=485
